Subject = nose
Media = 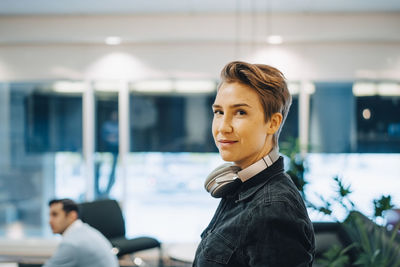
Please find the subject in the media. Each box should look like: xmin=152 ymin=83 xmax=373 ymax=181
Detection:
xmin=217 ymin=114 xmax=233 ymax=133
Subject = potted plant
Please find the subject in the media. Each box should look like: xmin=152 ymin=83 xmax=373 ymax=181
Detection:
xmin=281 ymin=139 xmax=400 ymax=266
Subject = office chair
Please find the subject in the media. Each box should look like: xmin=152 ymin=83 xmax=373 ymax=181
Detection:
xmin=312 ymin=221 xmax=356 ymax=267
xmin=78 ymin=199 xmax=163 ymax=266
xmin=313 ymin=221 xmax=354 ymax=259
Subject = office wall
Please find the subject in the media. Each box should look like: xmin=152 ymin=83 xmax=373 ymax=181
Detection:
xmin=0 ymin=13 xmax=399 ymax=82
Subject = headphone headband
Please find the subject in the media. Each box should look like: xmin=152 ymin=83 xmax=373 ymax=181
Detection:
xmin=237 ymin=147 xmax=280 ymax=182
xmin=204 ymin=147 xmax=280 ymax=198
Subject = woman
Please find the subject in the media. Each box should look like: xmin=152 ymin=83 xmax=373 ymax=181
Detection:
xmin=193 ymin=61 xmax=315 ymax=266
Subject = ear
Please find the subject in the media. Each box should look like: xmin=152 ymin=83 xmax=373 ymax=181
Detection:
xmin=67 ymin=210 xmax=78 ymax=221
xmin=266 ymin=113 xmax=283 ymax=135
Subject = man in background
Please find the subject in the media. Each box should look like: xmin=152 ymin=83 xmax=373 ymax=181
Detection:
xmin=95 ymin=110 xmax=119 ymax=198
xmin=44 ymin=198 xmax=119 ymax=267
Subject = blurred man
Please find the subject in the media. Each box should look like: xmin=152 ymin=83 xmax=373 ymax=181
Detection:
xmin=95 ymin=110 xmax=119 ymax=198
xmin=44 ymin=198 xmax=119 ymax=267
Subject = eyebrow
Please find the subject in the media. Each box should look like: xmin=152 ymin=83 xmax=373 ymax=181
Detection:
xmin=212 ymin=103 xmax=251 ymax=109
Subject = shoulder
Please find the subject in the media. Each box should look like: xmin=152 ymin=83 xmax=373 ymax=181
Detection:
xmin=267 ymin=173 xmax=305 ymax=206
xmin=67 ymin=223 xmax=100 ymax=236
xmin=245 ymin=175 xmax=314 ymax=240
xmin=61 ymin=224 xmax=117 ymax=266
xmin=248 ymin=172 xmax=309 ymax=220
xmin=64 ymin=223 xmax=93 ymax=240
xmin=64 ymin=223 xmax=111 ymax=248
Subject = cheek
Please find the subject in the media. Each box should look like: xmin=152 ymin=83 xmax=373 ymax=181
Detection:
xmin=211 ymin=119 xmax=218 ymax=137
xmin=55 ymin=218 xmax=63 ymax=226
xmin=244 ymin=125 xmax=267 ymax=145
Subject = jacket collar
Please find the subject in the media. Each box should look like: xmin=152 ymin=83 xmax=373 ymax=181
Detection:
xmin=235 ymin=157 xmax=285 ymax=202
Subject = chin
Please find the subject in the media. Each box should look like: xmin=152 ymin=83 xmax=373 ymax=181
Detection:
xmin=219 ymin=152 xmax=237 ymax=163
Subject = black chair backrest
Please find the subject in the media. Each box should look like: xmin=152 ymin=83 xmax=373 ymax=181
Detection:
xmin=79 ymin=199 xmax=126 ymax=239
xmin=313 ymin=222 xmax=352 ymax=255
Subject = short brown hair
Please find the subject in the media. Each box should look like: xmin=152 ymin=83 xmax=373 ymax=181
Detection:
xmin=219 ymin=61 xmax=292 ymax=147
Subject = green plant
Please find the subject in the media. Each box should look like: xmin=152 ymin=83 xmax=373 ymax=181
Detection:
xmin=307 ymin=175 xmax=354 ymax=221
xmin=316 ymin=244 xmax=355 ymax=267
xmin=344 ymin=212 xmax=400 ymax=267
xmin=280 ymin=137 xmax=307 ymax=193
xmin=281 ymin=138 xmax=400 ymax=266
xmin=374 ymin=195 xmax=395 ymax=218
xmin=311 ymin=177 xmax=400 ymax=266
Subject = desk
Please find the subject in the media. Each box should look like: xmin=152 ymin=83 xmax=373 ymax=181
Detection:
xmin=0 ymin=255 xmax=137 ymax=267
xmin=0 ymin=255 xmax=46 ymax=267
xmin=0 ymin=238 xmax=137 ymax=267
xmin=0 ymin=238 xmax=58 ymax=257
xmin=0 ymin=238 xmax=54 ymax=267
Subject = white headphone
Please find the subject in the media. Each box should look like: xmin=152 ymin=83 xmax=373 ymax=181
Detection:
xmin=204 ymin=148 xmax=280 ymax=198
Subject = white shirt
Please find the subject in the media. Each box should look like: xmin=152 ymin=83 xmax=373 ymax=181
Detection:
xmin=62 ymin=219 xmax=83 ymax=237
xmin=44 ymin=219 xmax=119 ymax=267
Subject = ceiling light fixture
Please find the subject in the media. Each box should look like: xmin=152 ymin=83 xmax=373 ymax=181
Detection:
xmin=266 ymin=35 xmax=283 ymax=45
xmin=287 ymin=83 xmax=300 ymax=95
xmin=175 ymin=80 xmax=216 ymax=93
xmin=105 ymin=36 xmax=122 ymax=45
xmin=53 ymin=81 xmax=86 ymax=93
xmin=377 ymin=83 xmax=400 ymax=96
xmin=94 ymin=81 xmax=120 ymax=92
xmin=353 ymin=82 xmax=377 ymax=96
xmin=133 ymin=80 xmax=174 ymax=93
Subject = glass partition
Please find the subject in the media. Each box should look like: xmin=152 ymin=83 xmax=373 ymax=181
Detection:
xmin=305 ymin=153 xmax=400 ymax=222
xmin=130 ymin=92 xmax=217 ymax=152
xmin=309 ymin=82 xmax=355 ymax=153
xmin=124 ymin=152 xmax=222 ymax=243
xmin=279 ymin=94 xmax=299 ymax=144
xmin=356 ymin=94 xmax=400 ymax=152
xmin=0 ymin=82 xmax=84 ymax=238
xmin=94 ymin=91 xmax=120 ymax=199
xmin=126 ymin=88 xmax=219 ymax=242
xmin=2 ymin=79 xmax=397 ymax=243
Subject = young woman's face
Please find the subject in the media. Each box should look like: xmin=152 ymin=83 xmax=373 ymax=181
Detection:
xmin=212 ymin=82 xmax=274 ymax=169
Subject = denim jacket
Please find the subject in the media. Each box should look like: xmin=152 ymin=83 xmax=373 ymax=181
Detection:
xmin=193 ymin=157 xmax=315 ymax=267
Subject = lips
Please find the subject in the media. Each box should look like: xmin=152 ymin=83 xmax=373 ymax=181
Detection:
xmin=217 ymin=139 xmax=238 ymax=148
xmin=219 ymin=140 xmax=237 ymax=143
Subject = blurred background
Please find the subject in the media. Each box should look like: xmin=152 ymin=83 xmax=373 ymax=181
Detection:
xmin=0 ymin=0 xmax=399 ymax=250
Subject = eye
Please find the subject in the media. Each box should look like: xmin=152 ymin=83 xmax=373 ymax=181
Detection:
xmin=236 ymin=109 xmax=247 ymax=116
xmin=213 ymin=109 xmax=223 ymax=115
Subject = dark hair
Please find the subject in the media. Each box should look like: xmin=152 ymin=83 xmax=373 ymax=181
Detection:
xmin=219 ymin=61 xmax=292 ymax=147
xmin=49 ymin=198 xmax=80 ymax=217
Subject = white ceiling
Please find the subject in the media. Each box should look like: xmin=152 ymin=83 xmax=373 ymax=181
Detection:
xmin=1 ymin=0 xmax=400 ymax=15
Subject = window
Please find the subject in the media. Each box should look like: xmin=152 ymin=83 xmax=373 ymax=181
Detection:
xmin=130 ymin=92 xmax=217 ymax=152
xmin=94 ymin=91 xmax=120 ymax=199
xmin=126 ymin=88 xmax=220 ymax=242
xmin=309 ymin=82 xmax=355 ymax=153
xmin=279 ymin=95 xmax=299 ymax=145
xmin=356 ymin=94 xmax=400 ymax=152
xmin=0 ymin=82 xmax=84 ymax=238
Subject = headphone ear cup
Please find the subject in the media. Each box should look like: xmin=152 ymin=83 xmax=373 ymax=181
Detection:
xmin=209 ymin=179 xmax=242 ymax=198
xmin=205 ymin=163 xmax=241 ymax=198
